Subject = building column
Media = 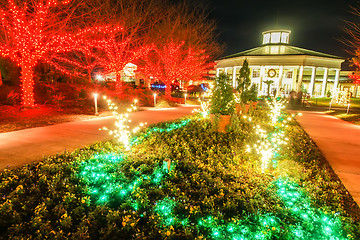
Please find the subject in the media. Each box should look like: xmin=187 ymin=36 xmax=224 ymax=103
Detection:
xmin=354 ymin=85 xmax=358 ymax=98
xmin=321 ymin=68 xmax=328 ymax=97
xmin=308 ymin=67 xmax=316 ymax=96
xmin=297 ymin=65 xmax=304 ymax=92
xmin=259 ymin=66 xmax=265 ymax=95
xmin=216 ymin=68 xmax=220 ymax=77
xmin=232 ymin=66 xmax=237 ymax=88
xmin=224 ymin=67 xmax=228 ymax=75
xmin=292 ymin=68 xmax=297 ymax=91
xmin=333 ymin=69 xmax=340 ymax=92
xmin=276 ymin=66 xmax=284 ymax=97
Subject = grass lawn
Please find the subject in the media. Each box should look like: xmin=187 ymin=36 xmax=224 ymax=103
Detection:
xmin=308 ymin=97 xmax=360 ymax=108
xmin=325 ymin=111 xmax=360 ymax=125
xmin=299 ymin=97 xmax=360 ymax=125
xmin=0 ymin=103 xmax=359 ymax=239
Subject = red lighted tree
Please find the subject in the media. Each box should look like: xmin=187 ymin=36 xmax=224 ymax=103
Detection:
xmin=139 ymin=40 xmax=214 ymax=96
xmin=343 ymin=5 xmax=360 ymax=83
xmin=0 ymin=0 xmax=121 ymax=107
xmin=93 ymin=36 xmax=152 ymax=93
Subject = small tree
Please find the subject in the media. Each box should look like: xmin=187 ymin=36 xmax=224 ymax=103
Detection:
xmin=236 ymin=59 xmax=257 ymax=103
xmin=210 ymin=73 xmax=234 ymax=115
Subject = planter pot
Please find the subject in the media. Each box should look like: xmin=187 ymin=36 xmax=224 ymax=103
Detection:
xmin=252 ymin=101 xmax=258 ymax=110
xmin=244 ymin=104 xmax=250 ymax=113
xmin=217 ymin=115 xmax=231 ymax=133
xmin=235 ymin=103 xmax=242 ymax=115
xmin=210 ymin=113 xmax=215 ymax=123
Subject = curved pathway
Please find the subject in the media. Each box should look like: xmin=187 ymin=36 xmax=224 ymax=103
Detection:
xmin=0 ymin=105 xmax=198 ymax=170
xmin=294 ymin=111 xmax=360 ymax=207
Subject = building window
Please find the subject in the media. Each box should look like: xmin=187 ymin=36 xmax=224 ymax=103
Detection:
xmin=263 ymin=33 xmax=270 ymax=44
xmin=253 ymin=69 xmax=260 ymax=78
xmin=271 ymin=32 xmax=281 ymax=43
xmin=286 ymin=71 xmax=293 ymax=79
xmin=281 ymin=32 xmax=289 ymax=44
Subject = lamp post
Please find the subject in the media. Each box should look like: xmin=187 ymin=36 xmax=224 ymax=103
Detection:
xmin=134 ymin=99 xmax=138 ymax=109
xmin=184 ymin=93 xmax=187 ymax=105
xmin=94 ymin=93 xmax=99 ymax=115
xmin=153 ymin=93 xmax=157 ymax=107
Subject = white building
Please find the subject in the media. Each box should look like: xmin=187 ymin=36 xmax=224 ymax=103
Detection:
xmin=215 ymin=29 xmax=349 ymax=97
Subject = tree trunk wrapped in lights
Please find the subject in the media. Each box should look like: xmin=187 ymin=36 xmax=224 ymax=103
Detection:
xmin=21 ymin=63 xmax=35 ymax=107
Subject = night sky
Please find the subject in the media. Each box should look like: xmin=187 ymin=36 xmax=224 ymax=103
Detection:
xmin=206 ymin=0 xmax=360 ymax=61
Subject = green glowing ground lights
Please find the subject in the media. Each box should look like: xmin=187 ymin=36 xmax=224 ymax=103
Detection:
xmin=78 ymin=153 xmax=170 ymax=206
xmin=130 ymin=119 xmax=192 ymax=146
xmin=153 ymin=179 xmax=349 ymax=239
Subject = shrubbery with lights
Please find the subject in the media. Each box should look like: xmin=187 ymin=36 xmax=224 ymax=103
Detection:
xmin=0 ymin=100 xmax=359 ymax=239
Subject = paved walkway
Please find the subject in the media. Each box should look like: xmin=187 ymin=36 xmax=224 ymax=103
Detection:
xmin=0 ymin=105 xmax=198 ymax=170
xmin=294 ymin=111 xmax=360 ymax=207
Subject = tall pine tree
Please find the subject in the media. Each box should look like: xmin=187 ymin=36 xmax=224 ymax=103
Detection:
xmin=236 ymin=59 xmax=257 ymax=102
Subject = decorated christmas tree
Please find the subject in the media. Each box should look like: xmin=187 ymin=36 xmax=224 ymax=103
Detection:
xmin=210 ymin=73 xmax=235 ymax=115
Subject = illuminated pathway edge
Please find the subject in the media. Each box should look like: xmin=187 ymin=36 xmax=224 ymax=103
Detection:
xmin=78 ymin=103 xmax=352 ymax=239
xmin=293 ymin=110 xmax=360 ymax=208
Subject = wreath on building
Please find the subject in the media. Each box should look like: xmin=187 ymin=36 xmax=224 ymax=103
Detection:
xmin=267 ymin=69 xmax=276 ymax=78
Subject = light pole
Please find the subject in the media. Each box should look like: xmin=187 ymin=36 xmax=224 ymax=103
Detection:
xmin=134 ymin=99 xmax=138 ymax=109
xmin=153 ymin=93 xmax=157 ymax=107
xmin=184 ymin=93 xmax=187 ymax=105
xmin=94 ymin=93 xmax=99 ymax=115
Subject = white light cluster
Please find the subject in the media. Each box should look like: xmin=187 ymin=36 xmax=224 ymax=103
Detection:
xmin=234 ymin=92 xmax=241 ymax=104
xmin=331 ymin=88 xmax=350 ymax=106
xmin=245 ymin=99 xmax=292 ymax=172
xmin=101 ymin=97 xmax=147 ymax=151
xmin=193 ymin=98 xmax=211 ymax=119
xmin=266 ymin=98 xmax=286 ymax=124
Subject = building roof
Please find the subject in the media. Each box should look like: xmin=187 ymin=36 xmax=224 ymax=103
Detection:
xmin=221 ymin=44 xmax=343 ymax=60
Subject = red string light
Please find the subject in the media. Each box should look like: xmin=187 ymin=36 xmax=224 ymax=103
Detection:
xmin=348 ymin=72 xmax=360 ymax=85
xmin=83 ymin=36 xmax=152 ymax=92
xmin=0 ymin=0 xmax=123 ymax=107
xmin=139 ymin=40 xmax=215 ymax=96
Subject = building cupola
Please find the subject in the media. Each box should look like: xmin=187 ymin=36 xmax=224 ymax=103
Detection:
xmin=262 ymin=29 xmax=291 ymax=45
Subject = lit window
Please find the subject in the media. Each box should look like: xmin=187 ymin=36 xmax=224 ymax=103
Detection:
xmin=263 ymin=33 xmax=270 ymax=44
xmin=286 ymin=71 xmax=293 ymax=78
xmin=253 ymin=69 xmax=260 ymax=78
xmin=281 ymin=32 xmax=289 ymax=44
xmin=271 ymin=32 xmax=281 ymax=43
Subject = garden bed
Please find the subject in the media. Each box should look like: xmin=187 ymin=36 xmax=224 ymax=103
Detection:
xmin=0 ymin=106 xmax=359 ymax=239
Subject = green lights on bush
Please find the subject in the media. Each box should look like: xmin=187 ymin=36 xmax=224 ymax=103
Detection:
xmin=130 ymin=119 xmax=191 ymax=146
xmin=78 ymin=153 xmax=169 ymax=205
xmin=151 ymin=178 xmax=349 ymax=240
xmin=154 ymin=198 xmax=177 ymax=227
xmin=273 ymin=178 xmax=349 ymax=239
